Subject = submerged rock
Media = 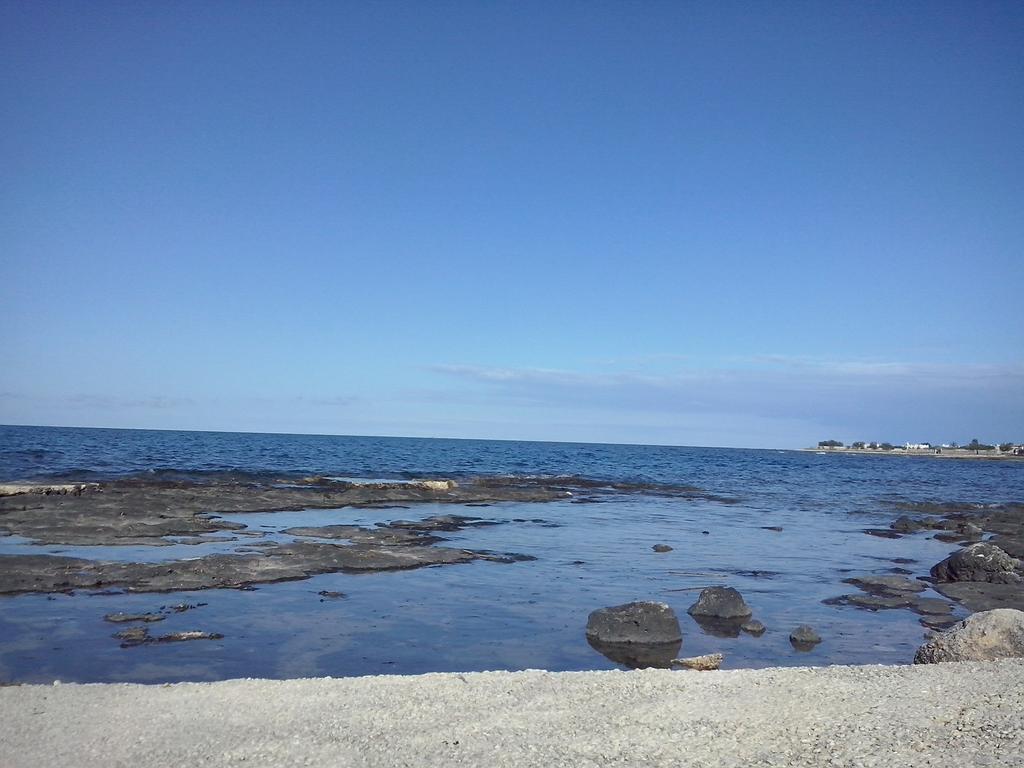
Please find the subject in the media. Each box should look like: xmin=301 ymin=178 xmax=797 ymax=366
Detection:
xmin=864 ymin=529 xmax=903 ymax=539
xmin=0 ymin=477 xmax=567 ymax=548
xmin=920 ymin=615 xmax=960 ymax=631
xmin=687 ymin=587 xmax=752 ymax=619
xmin=103 ymin=613 xmax=165 ymax=623
xmin=113 ymin=627 xmax=150 ymax=647
xmin=0 ymin=541 xmax=491 ymax=595
xmin=156 ymin=631 xmax=224 ymax=643
xmin=740 ymin=619 xmax=766 ymax=636
xmin=386 ymin=515 xmax=503 ymax=533
xmin=691 ymin=614 xmax=746 ymax=638
xmin=284 ymin=524 xmax=441 ymax=546
xmin=790 ymin=625 xmax=822 ymax=650
xmin=933 ymin=581 xmax=1024 ymax=612
xmin=890 ymin=516 xmax=938 ymax=534
xmin=652 ymin=544 xmax=673 ymax=553
xmin=914 ymin=609 xmax=1024 ymax=663
xmin=930 ymin=543 xmax=1022 ymax=584
xmin=908 ymin=597 xmax=954 ymax=616
xmin=844 ymin=575 xmax=926 ymax=595
xmin=847 ymin=594 xmax=912 ymax=610
xmin=586 ymin=636 xmax=681 ymax=669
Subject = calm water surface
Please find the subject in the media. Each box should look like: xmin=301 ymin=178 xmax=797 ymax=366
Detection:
xmin=1 ymin=425 xmax=1022 ymax=683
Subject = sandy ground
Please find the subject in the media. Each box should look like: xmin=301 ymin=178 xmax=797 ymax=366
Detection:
xmin=2 ymin=662 xmax=1023 ymax=767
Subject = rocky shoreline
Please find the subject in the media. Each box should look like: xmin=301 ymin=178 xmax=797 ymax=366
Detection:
xmin=869 ymin=501 xmax=1023 ymax=613
xmin=1 ymin=474 xmax=1022 ymax=677
xmin=0 ymin=474 xmax=725 ymax=596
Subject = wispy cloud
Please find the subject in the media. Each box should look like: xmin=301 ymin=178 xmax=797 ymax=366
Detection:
xmin=427 ymin=358 xmax=1024 ymax=443
xmin=65 ymin=394 xmax=196 ymax=409
xmin=293 ymin=395 xmax=359 ymax=407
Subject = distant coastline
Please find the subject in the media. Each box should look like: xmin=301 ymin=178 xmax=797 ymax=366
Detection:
xmin=801 ymin=446 xmax=1024 ymax=461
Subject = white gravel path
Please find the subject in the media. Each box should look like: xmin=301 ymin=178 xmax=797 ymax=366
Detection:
xmin=2 ymin=661 xmax=1023 ymax=767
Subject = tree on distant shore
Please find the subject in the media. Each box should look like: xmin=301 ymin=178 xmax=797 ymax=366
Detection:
xmin=999 ymin=443 xmax=1015 ymax=452
xmin=851 ymin=441 xmax=865 ymax=449
xmin=879 ymin=442 xmax=894 ymax=450
xmin=967 ymin=439 xmax=995 ymax=453
xmin=818 ymin=439 xmax=843 ymax=448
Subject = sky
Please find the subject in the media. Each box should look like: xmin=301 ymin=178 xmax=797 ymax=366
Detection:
xmin=2 ymin=1 xmax=1022 ymax=448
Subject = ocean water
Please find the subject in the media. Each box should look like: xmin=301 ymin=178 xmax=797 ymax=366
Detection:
xmin=1 ymin=424 xmax=1022 ymax=683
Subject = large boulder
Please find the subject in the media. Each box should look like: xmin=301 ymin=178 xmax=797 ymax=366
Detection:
xmin=586 ymin=601 xmax=683 ymax=669
xmin=930 ymin=543 xmax=1022 ymax=584
xmin=914 ymin=608 xmax=1024 ymax=663
xmin=585 ymin=601 xmax=682 ymax=645
xmin=687 ymin=586 xmax=752 ymax=619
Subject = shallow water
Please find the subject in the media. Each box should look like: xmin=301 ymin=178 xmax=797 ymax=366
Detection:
xmin=1 ymin=425 xmax=1022 ymax=683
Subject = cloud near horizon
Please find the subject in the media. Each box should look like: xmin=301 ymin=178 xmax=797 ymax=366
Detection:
xmin=1 ymin=359 xmax=1020 ymax=448
xmin=428 ymin=359 xmax=1024 ymax=445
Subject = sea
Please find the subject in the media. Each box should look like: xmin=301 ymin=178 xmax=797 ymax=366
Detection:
xmin=1 ymin=424 xmax=1022 ymax=683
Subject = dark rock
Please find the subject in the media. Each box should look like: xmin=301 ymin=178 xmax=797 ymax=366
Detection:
xmin=908 ymin=597 xmax=954 ymax=616
xmin=934 ymin=523 xmax=984 ymax=543
xmin=113 ymin=627 xmax=150 ymax=647
xmin=990 ymin=535 xmax=1024 ymax=559
xmin=701 ymin=531 xmax=710 ymax=535
xmin=285 ymin=524 xmax=442 ymax=547
xmin=473 ymin=551 xmax=537 ymax=563
xmin=760 ymin=526 xmax=783 ymax=532
xmin=864 ymin=528 xmax=903 ymax=539
xmin=386 ymin=515 xmax=503 ymax=533
xmin=156 ymin=631 xmax=224 ymax=643
xmin=790 ymin=625 xmax=821 ymax=647
xmin=920 ymin=615 xmax=960 ymax=630
xmin=166 ymin=602 xmax=206 ymax=613
xmin=914 ymin=609 xmax=1024 ymax=663
xmin=932 ymin=581 xmax=1024 ymax=612
xmin=844 ymin=575 xmax=926 ymax=595
xmin=0 ymin=541 xmax=488 ymax=595
xmin=585 ymin=601 xmax=683 ymax=646
xmin=0 ymin=476 xmax=571 ymax=548
xmin=740 ymin=619 xmax=766 ymax=636
xmin=687 ymin=587 xmax=752 ymax=619
xmin=652 ymin=544 xmax=673 ymax=553
xmin=821 ymin=595 xmax=849 ymax=606
xmin=104 ymin=613 xmax=165 ymax=623
xmin=930 ymin=543 xmax=1022 ymax=584
xmin=890 ymin=516 xmax=937 ymax=534
xmin=317 ymin=590 xmax=347 ymax=599
xmin=847 ymin=594 xmax=912 ymax=610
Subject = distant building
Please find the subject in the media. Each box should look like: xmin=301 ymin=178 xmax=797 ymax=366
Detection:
xmin=905 ymin=443 xmax=932 ymax=450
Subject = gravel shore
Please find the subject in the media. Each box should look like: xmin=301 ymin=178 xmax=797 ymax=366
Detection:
xmin=3 ymin=661 xmax=1023 ymax=767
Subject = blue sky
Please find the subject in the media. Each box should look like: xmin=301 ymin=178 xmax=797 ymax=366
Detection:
xmin=2 ymin=1 xmax=1022 ymax=448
